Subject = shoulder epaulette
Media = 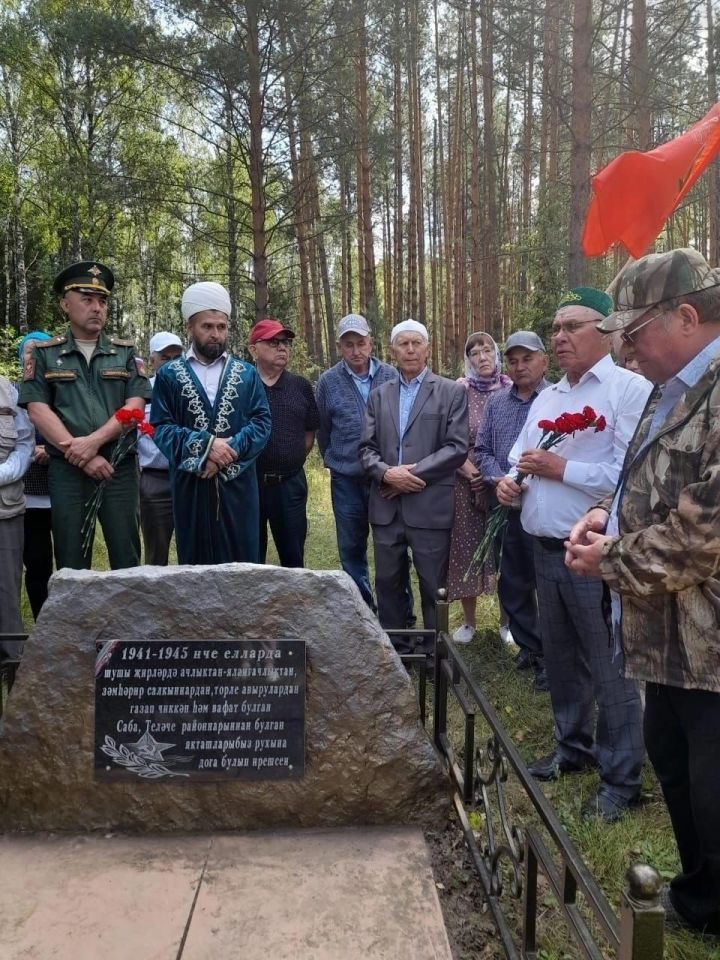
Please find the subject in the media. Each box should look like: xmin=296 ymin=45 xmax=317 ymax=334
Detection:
xmin=36 ymin=335 xmax=67 ymax=348
xmin=109 ymin=336 xmax=137 ymax=348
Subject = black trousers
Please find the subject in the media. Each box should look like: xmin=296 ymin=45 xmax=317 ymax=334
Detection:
xmin=645 ymin=681 xmax=720 ymax=933
xmin=258 ymin=469 xmax=308 ymax=568
xmin=23 ymin=508 xmax=53 ymax=620
xmin=497 ymin=509 xmax=543 ymax=658
xmin=140 ymin=469 xmax=174 ymax=566
xmin=372 ymin=509 xmax=451 ymax=655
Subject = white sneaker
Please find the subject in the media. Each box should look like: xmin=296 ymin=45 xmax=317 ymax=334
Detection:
xmin=453 ymin=623 xmax=475 ymax=644
xmin=499 ymin=625 xmax=515 ymax=645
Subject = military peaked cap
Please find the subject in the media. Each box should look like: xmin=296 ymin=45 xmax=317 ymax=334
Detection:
xmin=53 ymin=261 xmax=115 ymax=297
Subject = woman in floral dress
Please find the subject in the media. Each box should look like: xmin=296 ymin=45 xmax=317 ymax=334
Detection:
xmin=447 ymin=332 xmax=511 ymax=643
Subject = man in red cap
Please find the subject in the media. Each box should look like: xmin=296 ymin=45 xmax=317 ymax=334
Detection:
xmin=248 ymin=318 xmax=319 ymax=567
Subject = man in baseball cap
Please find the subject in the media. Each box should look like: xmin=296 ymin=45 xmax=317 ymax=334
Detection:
xmin=248 ymin=317 xmax=319 ymax=569
xmin=476 ymin=330 xmax=550 ymax=687
xmin=316 ymin=314 xmax=401 ymax=611
xmin=138 ymin=332 xmax=185 ymax=565
xmin=568 ymin=248 xmax=720 ymax=932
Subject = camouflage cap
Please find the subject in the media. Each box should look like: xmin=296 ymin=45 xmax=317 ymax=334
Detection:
xmin=598 ymin=248 xmax=720 ymax=332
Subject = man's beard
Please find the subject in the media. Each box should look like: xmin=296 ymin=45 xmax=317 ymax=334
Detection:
xmin=194 ymin=338 xmax=226 ymax=362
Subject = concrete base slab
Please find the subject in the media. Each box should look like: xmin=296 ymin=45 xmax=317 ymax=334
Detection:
xmin=0 ymin=828 xmax=452 ymax=960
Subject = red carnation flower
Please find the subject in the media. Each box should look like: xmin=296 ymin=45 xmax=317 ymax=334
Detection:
xmin=570 ymin=413 xmax=587 ymax=430
xmin=594 ymin=415 xmax=607 ymax=433
xmin=537 ymin=419 xmax=556 ymax=431
xmin=554 ymin=414 xmax=574 ymax=434
xmin=582 ymin=405 xmax=597 ymax=423
xmin=131 ymin=408 xmax=144 ymax=422
xmin=139 ymin=421 xmax=155 ymax=437
xmin=114 ymin=408 xmax=135 ymax=425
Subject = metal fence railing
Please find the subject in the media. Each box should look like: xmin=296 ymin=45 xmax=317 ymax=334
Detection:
xmin=392 ymin=592 xmax=664 ymax=960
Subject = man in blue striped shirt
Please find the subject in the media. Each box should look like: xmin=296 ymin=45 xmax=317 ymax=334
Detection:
xmin=476 ymin=331 xmax=550 ymax=689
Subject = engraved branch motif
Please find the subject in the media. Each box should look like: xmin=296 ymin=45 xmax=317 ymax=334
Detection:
xmin=100 ymin=736 xmax=189 ymax=780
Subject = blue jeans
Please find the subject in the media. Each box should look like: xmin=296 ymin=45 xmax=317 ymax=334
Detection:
xmin=331 ymin=473 xmax=375 ymax=607
xmin=331 ymin=472 xmax=415 ymax=621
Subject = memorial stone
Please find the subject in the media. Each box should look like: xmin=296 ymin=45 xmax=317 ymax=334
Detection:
xmin=0 ymin=564 xmax=450 ymax=831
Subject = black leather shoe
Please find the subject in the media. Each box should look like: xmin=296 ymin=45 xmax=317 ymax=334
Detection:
xmin=659 ymin=887 xmax=720 ymax=938
xmin=527 ymin=750 xmax=594 ymax=781
xmin=581 ymin=789 xmax=639 ymax=824
xmin=515 ymin=649 xmax=533 ymax=671
xmin=533 ymin=667 xmax=550 ymax=693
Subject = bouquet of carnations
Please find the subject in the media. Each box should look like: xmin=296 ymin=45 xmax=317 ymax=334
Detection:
xmin=81 ymin=407 xmax=155 ymax=554
xmin=464 ymin=405 xmax=606 ymax=579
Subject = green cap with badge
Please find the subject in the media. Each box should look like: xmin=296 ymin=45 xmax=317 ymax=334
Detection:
xmin=598 ymin=248 xmax=720 ymax=333
xmin=53 ymin=261 xmax=115 ymax=298
xmin=557 ymin=286 xmax=613 ymax=317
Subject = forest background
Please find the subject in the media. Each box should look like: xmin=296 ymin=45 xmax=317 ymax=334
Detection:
xmin=0 ymin=0 xmax=718 ymax=379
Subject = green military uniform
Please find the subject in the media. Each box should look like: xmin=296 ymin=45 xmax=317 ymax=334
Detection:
xmin=18 ymin=264 xmax=151 ymax=570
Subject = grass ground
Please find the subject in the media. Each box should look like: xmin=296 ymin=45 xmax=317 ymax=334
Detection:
xmin=15 ymin=451 xmax=720 ymax=960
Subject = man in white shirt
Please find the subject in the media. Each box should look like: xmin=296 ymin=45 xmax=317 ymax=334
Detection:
xmin=138 ymin=332 xmax=183 ymax=565
xmin=498 ymin=287 xmax=652 ymax=822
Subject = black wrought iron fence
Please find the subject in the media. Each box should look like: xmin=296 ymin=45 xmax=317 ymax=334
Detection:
xmin=393 ymin=593 xmax=664 ymax=960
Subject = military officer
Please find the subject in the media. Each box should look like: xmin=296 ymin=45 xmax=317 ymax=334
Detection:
xmin=18 ymin=261 xmax=151 ymax=570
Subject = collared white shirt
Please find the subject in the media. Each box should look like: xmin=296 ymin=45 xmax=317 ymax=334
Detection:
xmin=137 ymin=375 xmax=169 ymax=471
xmin=508 ymin=354 xmax=652 ymax=538
xmin=186 ymin=345 xmax=228 ymax=406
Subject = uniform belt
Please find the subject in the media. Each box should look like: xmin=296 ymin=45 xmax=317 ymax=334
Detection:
xmin=535 ymin=536 xmax=567 ymax=552
xmin=260 ymin=470 xmax=299 ymax=486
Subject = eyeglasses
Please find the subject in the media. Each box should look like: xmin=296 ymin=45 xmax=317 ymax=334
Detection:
xmin=468 ymin=347 xmax=493 ymax=358
xmin=620 ymin=311 xmax=663 ymax=346
xmin=550 ymin=319 xmax=599 ymax=337
xmin=262 ymin=338 xmax=292 ymax=350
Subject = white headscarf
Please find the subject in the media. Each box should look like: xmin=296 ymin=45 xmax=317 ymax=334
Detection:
xmin=390 ymin=319 xmax=429 ymax=343
xmin=181 ymin=282 xmax=232 ymax=322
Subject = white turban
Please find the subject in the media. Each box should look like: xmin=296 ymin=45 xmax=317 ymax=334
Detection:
xmin=390 ymin=319 xmax=429 ymax=343
xmin=181 ymin=282 xmax=232 ymax=322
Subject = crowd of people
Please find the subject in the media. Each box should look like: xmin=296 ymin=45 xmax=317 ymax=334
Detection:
xmin=1 ymin=247 xmax=719 ymax=936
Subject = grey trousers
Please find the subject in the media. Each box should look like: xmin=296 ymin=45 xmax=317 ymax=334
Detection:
xmin=140 ymin=469 xmax=174 ymax=566
xmin=372 ymin=508 xmax=451 ymax=653
xmin=0 ymin=515 xmax=24 ymax=658
xmin=533 ymin=539 xmax=645 ymax=801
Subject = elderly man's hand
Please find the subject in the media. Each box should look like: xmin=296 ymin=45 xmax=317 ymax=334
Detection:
xmin=208 ymin=438 xmax=238 ymax=469
xmin=83 ymin=455 xmax=114 ymax=482
xmin=60 ymin=435 xmax=100 ymax=468
xmin=568 ymin=508 xmax=609 ymax=546
xmin=496 ymin=475 xmax=523 ymax=507
xmin=33 ymin=444 xmax=50 ymax=466
xmin=564 ymin=531 xmax=612 ymax=578
xmin=382 ymin=465 xmax=426 ymax=493
xmin=516 ymin=448 xmax=566 ymax=481
xmin=200 ymin=461 xmax=220 ymax=480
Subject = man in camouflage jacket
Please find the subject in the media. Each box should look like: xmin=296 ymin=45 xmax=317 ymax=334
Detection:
xmin=566 ymin=248 xmax=720 ymax=936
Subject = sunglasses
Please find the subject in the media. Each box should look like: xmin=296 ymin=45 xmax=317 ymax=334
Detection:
xmin=620 ymin=311 xmax=664 ymax=346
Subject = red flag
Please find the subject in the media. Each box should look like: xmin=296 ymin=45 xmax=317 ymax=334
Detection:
xmin=582 ymin=103 xmax=720 ymax=258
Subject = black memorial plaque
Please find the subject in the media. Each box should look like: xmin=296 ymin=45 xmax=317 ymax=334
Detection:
xmin=94 ymin=639 xmax=305 ymax=781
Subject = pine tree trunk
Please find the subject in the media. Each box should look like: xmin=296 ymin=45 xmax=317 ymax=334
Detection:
xmin=480 ymin=0 xmax=500 ymax=334
xmin=246 ymin=1 xmax=269 ymax=317
xmin=469 ymin=1 xmax=482 ymax=329
xmin=568 ymin=0 xmax=592 ymax=285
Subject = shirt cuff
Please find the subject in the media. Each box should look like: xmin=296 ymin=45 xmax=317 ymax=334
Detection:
xmin=562 ymin=459 xmax=589 ymax=487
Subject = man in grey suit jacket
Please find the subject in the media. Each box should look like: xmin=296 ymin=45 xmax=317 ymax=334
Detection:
xmin=359 ymin=320 xmax=468 ymax=652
